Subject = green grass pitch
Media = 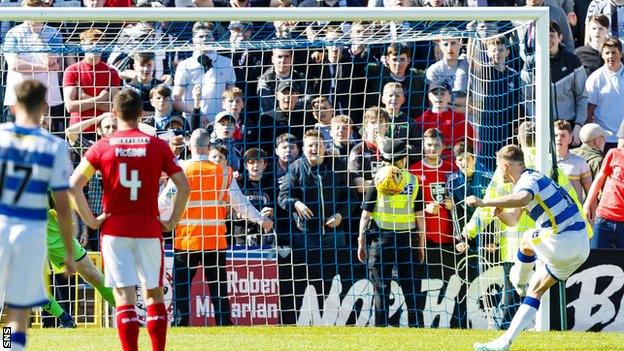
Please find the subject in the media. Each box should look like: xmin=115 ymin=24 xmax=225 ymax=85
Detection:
xmin=26 ymin=326 xmax=624 ymax=350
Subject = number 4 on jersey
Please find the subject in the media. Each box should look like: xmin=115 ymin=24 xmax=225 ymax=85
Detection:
xmin=119 ymin=163 xmax=141 ymax=201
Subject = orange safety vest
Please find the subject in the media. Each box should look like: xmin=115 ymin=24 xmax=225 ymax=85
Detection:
xmin=174 ymin=160 xmax=232 ymax=251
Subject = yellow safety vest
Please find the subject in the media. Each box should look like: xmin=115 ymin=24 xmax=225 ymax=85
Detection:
xmin=372 ymin=170 xmax=420 ymax=231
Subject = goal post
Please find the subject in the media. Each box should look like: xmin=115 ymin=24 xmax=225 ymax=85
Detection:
xmin=0 ymin=7 xmax=552 ymax=330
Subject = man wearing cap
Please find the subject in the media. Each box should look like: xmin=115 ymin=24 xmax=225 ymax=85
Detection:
xmin=250 ymin=80 xmax=312 ymax=154
xmin=358 ymin=138 xmax=425 ymax=327
xmin=572 ymin=123 xmax=611 ymax=179
xmin=415 ymin=79 xmax=474 ymax=160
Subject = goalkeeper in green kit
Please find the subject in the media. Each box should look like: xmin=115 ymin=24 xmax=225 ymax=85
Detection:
xmin=43 ymin=195 xmax=116 ymax=327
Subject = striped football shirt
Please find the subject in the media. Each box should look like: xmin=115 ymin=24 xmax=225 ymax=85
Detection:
xmin=0 ymin=123 xmax=71 ymax=221
xmin=514 ymin=169 xmax=586 ymax=234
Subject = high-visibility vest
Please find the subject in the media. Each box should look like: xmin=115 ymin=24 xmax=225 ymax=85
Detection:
xmin=175 ymin=160 xmax=232 ymax=251
xmin=372 ymin=170 xmax=420 ymax=231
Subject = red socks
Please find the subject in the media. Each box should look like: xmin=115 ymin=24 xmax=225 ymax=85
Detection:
xmin=146 ymin=303 xmax=168 ymax=351
xmin=116 ymin=305 xmax=140 ymax=351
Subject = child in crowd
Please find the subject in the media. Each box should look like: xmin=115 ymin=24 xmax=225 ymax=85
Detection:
xmin=329 ymin=115 xmax=355 ymax=157
xmin=234 ymin=148 xmax=276 ymax=247
xmin=210 ymin=111 xmax=243 ymax=172
xmin=446 ymin=141 xmax=491 ymax=234
xmin=414 ymin=80 xmax=473 ymax=160
xmin=310 ymin=96 xmax=335 ymax=149
xmin=145 ymin=84 xmax=193 ymax=133
xmin=409 ymin=128 xmax=455 ymax=280
xmin=409 ymin=128 xmax=454 ymax=258
xmin=409 ymin=127 xmax=464 ymax=326
xmin=555 ymin=120 xmax=592 ymax=203
xmin=221 ymin=86 xmax=246 ymax=143
xmin=272 ymin=133 xmax=300 ymax=184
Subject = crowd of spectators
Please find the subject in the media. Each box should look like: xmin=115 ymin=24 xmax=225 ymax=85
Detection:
xmin=2 ymin=0 xmax=624 ymax=328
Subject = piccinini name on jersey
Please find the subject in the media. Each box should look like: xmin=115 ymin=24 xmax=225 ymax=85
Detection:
xmin=115 ymin=147 xmax=147 ymax=157
xmin=110 ymin=137 xmax=149 ymax=145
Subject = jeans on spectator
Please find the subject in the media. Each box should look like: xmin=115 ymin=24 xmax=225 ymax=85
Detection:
xmin=173 ymin=250 xmax=232 ymax=326
xmin=368 ymin=230 xmax=421 ymax=327
xmin=591 ymin=217 xmax=624 ymax=249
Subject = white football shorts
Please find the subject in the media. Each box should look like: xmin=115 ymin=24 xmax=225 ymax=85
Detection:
xmin=523 ymin=227 xmax=590 ymax=281
xmin=0 ymin=216 xmax=48 ymax=308
xmin=100 ymin=235 xmax=164 ymax=289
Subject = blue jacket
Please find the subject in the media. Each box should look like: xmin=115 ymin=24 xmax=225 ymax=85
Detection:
xmin=446 ymin=166 xmax=492 ymax=232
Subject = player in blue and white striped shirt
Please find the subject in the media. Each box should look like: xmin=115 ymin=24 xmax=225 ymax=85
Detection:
xmin=0 ymin=80 xmax=75 ymax=351
xmin=466 ymin=145 xmax=590 ymax=351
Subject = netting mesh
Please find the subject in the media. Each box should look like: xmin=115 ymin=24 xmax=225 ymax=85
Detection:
xmin=0 ymin=15 xmax=538 ymax=329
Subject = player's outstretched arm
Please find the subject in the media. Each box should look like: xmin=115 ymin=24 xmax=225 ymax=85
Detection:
xmin=53 ymin=190 xmax=76 ymax=276
xmin=466 ymin=191 xmax=532 ymax=209
xmin=161 ymin=171 xmax=190 ymax=232
xmin=494 ymin=207 xmax=523 ymax=227
xmin=69 ymin=158 xmax=107 ymax=229
xmin=466 ymin=191 xmax=531 ymax=227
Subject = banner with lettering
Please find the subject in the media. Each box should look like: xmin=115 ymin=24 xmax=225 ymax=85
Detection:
xmin=550 ymin=249 xmax=624 ymax=331
xmin=190 ymin=248 xmax=280 ymax=326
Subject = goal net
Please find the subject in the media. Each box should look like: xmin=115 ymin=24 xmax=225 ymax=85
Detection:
xmin=0 ymin=7 xmax=550 ymax=329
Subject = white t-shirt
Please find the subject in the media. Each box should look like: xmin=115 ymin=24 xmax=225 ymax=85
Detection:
xmin=585 ymin=64 xmax=624 ymax=143
xmin=3 ymin=23 xmax=63 ymax=107
xmin=174 ymin=51 xmax=236 ymax=125
xmin=558 ymin=152 xmax=591 ymax=200
xmin=426 ymin=59 xmax=469 ymax=93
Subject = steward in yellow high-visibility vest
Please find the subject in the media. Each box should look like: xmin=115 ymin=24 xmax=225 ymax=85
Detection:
xmin=357 ymin=139 xmax=425 ymax=327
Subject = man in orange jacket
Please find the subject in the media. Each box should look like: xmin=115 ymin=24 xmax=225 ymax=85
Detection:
xmin=159 ymin=129 xmax=273 ymax=326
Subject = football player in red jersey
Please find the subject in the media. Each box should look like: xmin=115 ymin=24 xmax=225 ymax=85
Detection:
xmin=70 ymin=89 xmax=190 ymax=351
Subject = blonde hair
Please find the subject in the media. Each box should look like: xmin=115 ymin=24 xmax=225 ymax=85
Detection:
xmin=222 ymin=86 xmax=244 ymax=100
xmin=331 ymin=115 xmax=352 ymax=125
xmin=79 ymin=29 xmax=103 ymax=44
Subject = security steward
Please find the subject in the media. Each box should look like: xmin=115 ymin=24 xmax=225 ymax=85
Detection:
xmin=357 ymin=139 xmax=425 ymax=327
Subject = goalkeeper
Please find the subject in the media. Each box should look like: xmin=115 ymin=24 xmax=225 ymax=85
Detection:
xmin=468 ymin=145 xmax=590 ymax=351
xmin=43 ymin=197 xmax=116 ymax=328
xmin=357 ymin=139 xmax=425 ymax=327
